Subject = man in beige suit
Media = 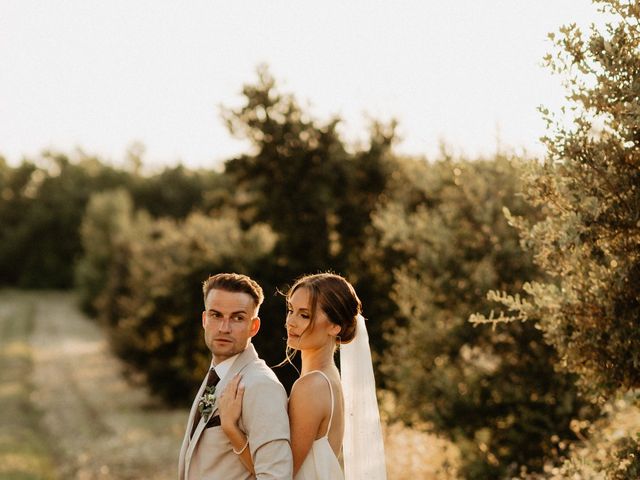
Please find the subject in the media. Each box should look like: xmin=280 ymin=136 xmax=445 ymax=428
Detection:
xmin=178 ymin=273 xmax=292 ymax=480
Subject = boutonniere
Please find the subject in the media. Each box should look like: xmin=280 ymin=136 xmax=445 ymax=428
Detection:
xmin=198 ymin=385 xmax=217 ymax=421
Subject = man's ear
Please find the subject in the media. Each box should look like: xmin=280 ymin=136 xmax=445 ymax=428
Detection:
xmin=249 ymin=316 xmax=261 ymax=337
xmin=202 ymin=311 xmax=207 ymax=329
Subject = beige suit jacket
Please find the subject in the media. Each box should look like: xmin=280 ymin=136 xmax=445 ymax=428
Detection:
xmin=178 ymin=344 xmax=292 ymax=480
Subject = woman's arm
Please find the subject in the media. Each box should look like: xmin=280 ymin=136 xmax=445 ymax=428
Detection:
xmin=218 ymin=374 xmax=254 ymax=475
xmin=288 ymin=373 xmax=329 ymax=476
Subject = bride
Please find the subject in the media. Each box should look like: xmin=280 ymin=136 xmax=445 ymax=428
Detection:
xmin=218 ymin=272 xmax=386 ymax=479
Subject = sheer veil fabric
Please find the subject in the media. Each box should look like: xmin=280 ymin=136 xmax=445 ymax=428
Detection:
xmin=340 ymin=314 xmax=387 ymax=480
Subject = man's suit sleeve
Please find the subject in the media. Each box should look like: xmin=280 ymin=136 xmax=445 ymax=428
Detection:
xmin=242 ymin=375 xmax=293 ymax=479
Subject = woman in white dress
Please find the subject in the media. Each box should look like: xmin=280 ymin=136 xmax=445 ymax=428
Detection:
xmin=219 ymin=273 xmax=386 ymax=479
xmin=283 ymin=273 xmax=357 ymax=478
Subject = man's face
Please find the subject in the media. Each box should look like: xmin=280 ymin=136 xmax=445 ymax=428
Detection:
xmin=202 ymin=289 xmax=260 ymax=364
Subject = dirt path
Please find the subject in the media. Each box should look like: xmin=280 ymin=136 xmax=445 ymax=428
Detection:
xmin=26 ymin=291 xmax=187 ymax=480
xmin=0 ymin=291 xmax=58 ymax=479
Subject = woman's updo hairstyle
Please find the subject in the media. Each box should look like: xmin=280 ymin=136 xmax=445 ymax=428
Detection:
xmin=287 ymin=272 xmax=361 ymax=344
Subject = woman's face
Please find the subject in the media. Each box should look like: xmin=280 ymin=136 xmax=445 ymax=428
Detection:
xmin=286 ymin=287 xmax=338 ymax=350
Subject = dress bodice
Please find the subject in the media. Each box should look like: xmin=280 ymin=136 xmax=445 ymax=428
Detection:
xmin=293 ymin=370 xmax=344 ymax=480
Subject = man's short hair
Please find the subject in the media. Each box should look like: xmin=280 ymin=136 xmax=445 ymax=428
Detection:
xmin=202 ymin=273 xmax=264 ymax=310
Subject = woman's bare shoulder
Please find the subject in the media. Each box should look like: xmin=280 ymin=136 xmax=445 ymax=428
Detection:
xmin=289 ymin=371 xmax=331 ymax=409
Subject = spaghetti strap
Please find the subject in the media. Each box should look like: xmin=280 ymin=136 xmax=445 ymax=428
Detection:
xmin=305 ymin=370 xmax=335 ymax=437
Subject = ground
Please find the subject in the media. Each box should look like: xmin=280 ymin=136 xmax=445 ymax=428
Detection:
xmin=0 ymin=290 xmax=185 ymax=479
xmin=0 ymin=290 xmax=458 ymax=479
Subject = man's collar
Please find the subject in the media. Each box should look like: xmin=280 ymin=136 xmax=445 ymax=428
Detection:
xmin=211 ymin=353 xmax=239 ymax=380
xmin=211 ymin=344 xmax=259 ymax=385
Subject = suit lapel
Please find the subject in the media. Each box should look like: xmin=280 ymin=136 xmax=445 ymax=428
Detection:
xmin=179 ymin=371 xmax=210 ymax=480
xmin=189 ymin=344 xmax=258 ymax=446
xmin=189 ymin=375 xmax=210 ymax=434
xmin=184 ymin=343 xmax=260 ymax=474
xmin=214 ymin=343 xmax=258 ymax=410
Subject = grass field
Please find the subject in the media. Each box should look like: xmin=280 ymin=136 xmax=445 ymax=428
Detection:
xmin=0 ymin=290 xmax=458 ymax=479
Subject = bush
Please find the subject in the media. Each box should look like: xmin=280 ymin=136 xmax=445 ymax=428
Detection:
xmin=518 ymin=394 xmax=640 ymax=480
xmin=376 ymin=155 xmax=593 ymax=478
xmin=471 ymin=0 xmax=640 ymax=404
xmin=0 ymin=153 xmax=132 ymax=287
xmin=78 ymin=205 xmax=277 ymax=404
xmin=75 ymin=189 xmax=137 ymax=316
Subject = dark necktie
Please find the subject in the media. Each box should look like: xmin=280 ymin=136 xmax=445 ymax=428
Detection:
xmin=191 ymin=368 xmax=220 ymax=438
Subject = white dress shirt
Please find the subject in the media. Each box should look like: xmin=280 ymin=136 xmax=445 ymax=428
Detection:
xmin=211 ymin=353 xmax=239 ymax=381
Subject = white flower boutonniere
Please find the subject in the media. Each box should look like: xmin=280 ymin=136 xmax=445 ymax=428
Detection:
xmin=198 ymin=385 xmax=217 ymax=421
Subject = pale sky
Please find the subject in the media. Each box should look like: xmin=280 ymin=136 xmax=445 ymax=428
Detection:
xmin=1 ymin=1 xmax=601 ymax=169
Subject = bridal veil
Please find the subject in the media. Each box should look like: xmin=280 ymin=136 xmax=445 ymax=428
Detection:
xmin=340 ymin=314 xmax=387 ymax=480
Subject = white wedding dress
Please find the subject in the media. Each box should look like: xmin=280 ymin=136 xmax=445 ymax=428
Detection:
xmin=294 ymin=370 xmax=344 ymax=480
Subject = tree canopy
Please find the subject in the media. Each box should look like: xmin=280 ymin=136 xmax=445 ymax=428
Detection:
xmin=471 ymin=0 xmax=640 ymax=402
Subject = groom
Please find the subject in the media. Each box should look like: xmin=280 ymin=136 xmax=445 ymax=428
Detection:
xmin=178 ymin=273 xmax=292 ymax=480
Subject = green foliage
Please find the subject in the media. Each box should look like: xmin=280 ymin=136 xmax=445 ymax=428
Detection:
xmin=0 ymin=151 xmax=222 ymax=290
xmin=130 ymin=164 xmax=222 ymax=219
xmin=82 ymin=208 xmax=277 ymax=404
xmin=377 ymin=155 xmax=592 ymax=478
xmin=75 ymin=189 xmax=137 ymax=315
xmin=221 ymin=66 xmax=398 ymax=367
xmin=473 ymin=0 xmax=640 ymax=402
xmin=0 ymin=152 xmax=132 ymax=287
xmin=518 ymin=395 xmax=640 ymax=480
xmin=611 ymin=435 xmax=640 ymax=480
xmin=222 ymin=65 xmax=395 ymax=278
xmin=466 ymin=2 xmax=640 ymax=476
